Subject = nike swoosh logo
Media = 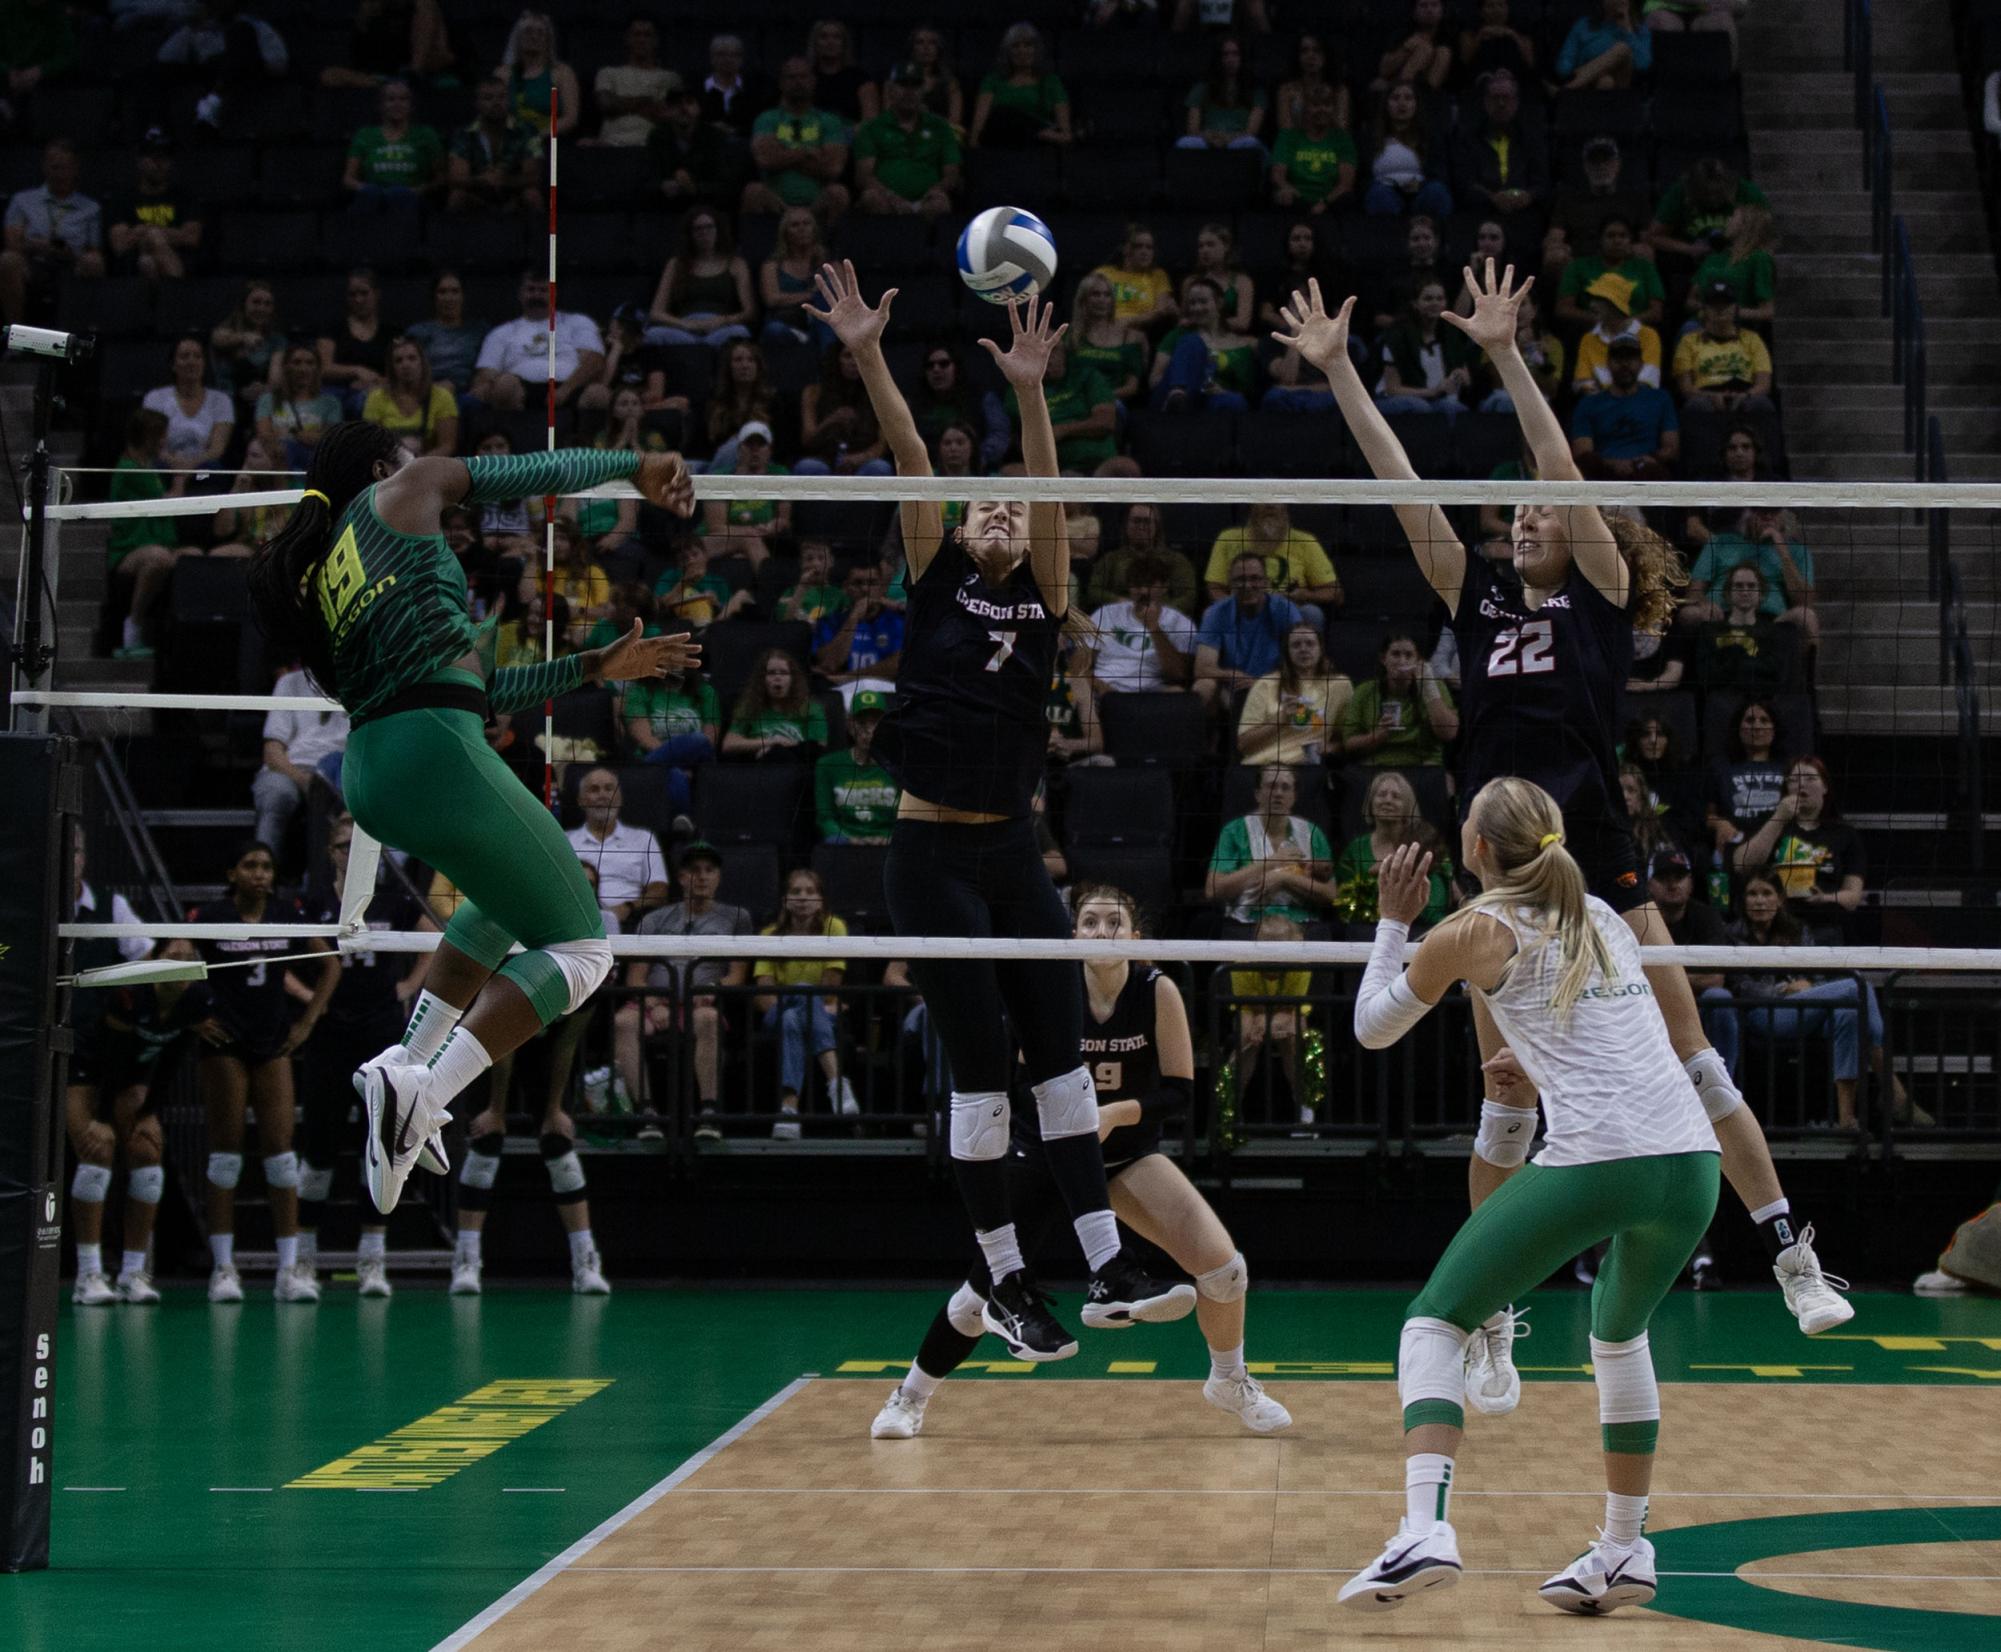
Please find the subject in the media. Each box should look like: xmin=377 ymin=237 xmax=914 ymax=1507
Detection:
xmin=387 ymin=1073 xmax=417 ymax=1158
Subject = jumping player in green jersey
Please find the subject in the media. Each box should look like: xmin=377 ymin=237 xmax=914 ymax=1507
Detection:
xmin=249 ymin=422 xmax=699 ymax=1213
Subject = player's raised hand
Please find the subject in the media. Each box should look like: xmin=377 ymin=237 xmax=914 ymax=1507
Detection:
xmin=978 ymin=292 xmax=1067 ymax=387
xmin=589 ymin=620 xmax=703 ymax=684
xmin=1442 ymin=257 xmax=1533 ymax=355
xmin=1376 ymin=841 xmax=1435 ymax=926
xmin=634 ymin=451 xmax=694 ymax=517
xmin=1271 ymin=279 xmax=1356 ymax=375
xmin=803 ymin=259 xmax=896 ymax=351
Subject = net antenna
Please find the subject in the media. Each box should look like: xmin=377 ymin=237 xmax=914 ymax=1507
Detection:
xmin=541 ymin=82 xmax=561 ymax=808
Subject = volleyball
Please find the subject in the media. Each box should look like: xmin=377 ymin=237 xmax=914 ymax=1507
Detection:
xmin=956 ymin=206 xmax=1059 ymax=304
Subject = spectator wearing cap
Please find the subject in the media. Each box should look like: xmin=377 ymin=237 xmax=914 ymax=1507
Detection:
xmin=1570 ymin=271 xmax=1663 ymax=393
xmin=815 ymin=689 xmax=898 ymax=843
xmin=644 ymin=206 xmax=755 ymax=348
xmin=447 ymin=73 xmax=544 ymax=216
xmin=1647 ymin=847 xmax=1738 ymax=1076
xmin=106 ymin=128 xmax=203 ymax=280
xmin=1646 ymin=156 xmax=1771 ymax=268
xmin=1673 ymin=283 xmax=1774 ymax=415
xmin=1556 ymin=214 xmax=1663 ymax=329
xmin=698 ymin=422 xmax=790 ymax=572
xmin=1451 ymin=68 xmax=1548 ymax=221
xmin=593 ymin=15 xmax=679 ymax=148
xmin=0 ymin=137 xmax=102 ymax=325
xmin=567 ymin=767 xmax=669 ymax=932
xmin=470 ymin=270 xmax=607 ymax=415
xmin=1549 ymin=135 xmax=1653 ymax=270
xmin=1556 ymin=0 xmax=1652 ymax=92
xmin=742 ymin=56 xmax=852 ymax=225
xmin=343 ymin=78 xmax=446 ymax=208
xmin=650 ymin=84 xmax=739 ymax=210
xmin=1570 ymin=334 xmax=1678 ymax=479
xmin=814 ymin=563 xmax=904 ymax=700
xmin=855 ymin=61 xmax=962 ymax=219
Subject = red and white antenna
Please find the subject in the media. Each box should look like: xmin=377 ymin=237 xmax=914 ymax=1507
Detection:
xmin=541 ymin=83 xmax=560 ymax=808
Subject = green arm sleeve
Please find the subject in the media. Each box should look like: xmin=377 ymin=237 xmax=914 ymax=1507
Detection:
xmin=489 ymin=654 xmax=586 ymax=714
xmin=461 ymin=449 xmax=643 ymax=503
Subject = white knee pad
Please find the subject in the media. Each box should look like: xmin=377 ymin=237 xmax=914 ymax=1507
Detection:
xmin=459 ymin=1137 xmax=503 ymax=1190
xmin=1398 ymin=1316 xmax=1470 ymax=1413
xmin=1589 ymin=1332 xmax=1660 ymax=1425
xmin=540 ymin=1132 xmax=587 ymax=1201
xmin=1032 ymin=1065 xmax=1098 ymax=1140
xmin=126 ymin=1165 xmax=164 ymax=1206
xmin=262 ymin=1152 xmax=300 ymax=1191
xmin=949 ymin=1091 xmax=1010 ymax=1161
xmin=547 ymin=938 xmax=614 ymax=1015
xmin=298 ymin=1163 xmax=335 ymax=1203
xmin=1685 ymin=1049 xmax=1745 ymax=1123
xmin=70 ymin=1163 xmax=112 ymax=1203
xmin=1196 ymin=1251 xmax=1248 ymax=1304
xmin=206 ymin=1152 xmax=243 ymax=1190
xmin=946 ymin=1281 xmax=987 ymax=1338
xmin=1474 ymin=1101 xmax=1536 ymax=1168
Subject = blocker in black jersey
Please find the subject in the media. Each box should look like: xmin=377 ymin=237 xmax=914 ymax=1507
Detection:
xmin=873 ymin=536 xmax=1059 ymax=819
xmin=1010 ymin=963 xmax=1171 ymax=1172
xmin=187 ymin=897 xmax=309 ymax=1062
xmin=312 ymin=888 xmax=425 ymax=1044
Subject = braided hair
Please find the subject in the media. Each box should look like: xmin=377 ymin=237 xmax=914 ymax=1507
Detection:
xmin=246 ymin=420 xmax=407 ymax=697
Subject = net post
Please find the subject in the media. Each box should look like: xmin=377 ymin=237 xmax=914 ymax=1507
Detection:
xmin=6 ymin=366 xmax=64 ymax=731
xmin=542 ymin=82 xmax=560 ymax=808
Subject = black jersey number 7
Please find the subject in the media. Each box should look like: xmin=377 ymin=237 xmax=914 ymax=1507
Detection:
xmin=1486 ymin=618 xmax=1557 ymax=678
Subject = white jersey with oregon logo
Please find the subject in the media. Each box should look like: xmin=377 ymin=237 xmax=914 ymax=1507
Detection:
xmin=1472 ymin=896 xmax=1717 ymax=1169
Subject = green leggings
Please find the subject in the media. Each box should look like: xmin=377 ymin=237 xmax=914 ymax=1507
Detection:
xmin=342 ymin=685 xmax=603 ymax=1025
xmin=1409 ymin=1152 xmax=1721 ymax=1343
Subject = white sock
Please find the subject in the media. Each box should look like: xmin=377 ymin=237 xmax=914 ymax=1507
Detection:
xmin=120 ymin=1249 xmax=147 ymax=1278
xmin=275 ymin=1235 xmax=298 ymax=1270
xmin=1604 ymin=1491 xmax=1647 ymax=1547
xmin=76 ymin=1242 xmax=102 ymax=1276
xmin=976 ymin=1222 xmax=1025 ymax=1282
xmin=210 ymin=1233 xmax=234 ymax=1269
xmin=357 ymin=1230 xmax=386 ymax=1263
xmin=1210 ymin=1342 xmax=1247 ymax=1382
xmin=428 ymin=1025 xmax=493 ymax=1108
xmin=403 ymin=990 xmax=464 ymax=1065
xmin=298 ymin=1231 xmax=318 ymax=1266
xmin=567 ymin=1227 xmax=596 ymax=1264
xmin=1748 ymin=1196 xmax=1791 ymax=1228
xmin=1073 ymin=1208 xmax=1120 ymax=1272
xmin=1405 ymin=1453 xmax=1454 ymax=1531
xmin=121 ymin=616 xmax=141 ymax=649
xmin=455 ymin=1229 xmax=482 ymax=1265
xmin=901 ymin=1363 xmax=943 ymax=1401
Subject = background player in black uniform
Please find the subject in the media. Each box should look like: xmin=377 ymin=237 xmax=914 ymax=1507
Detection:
xmin=1277 ymin=264 xmax=1850 ymax=1357
xmin=806 ymin=261 xmax=1192 ymax=1360
xmin=298 ymin=818 xmax=437 ymax=1299
xmin=188 ymin=840 xmax=340 ymax=1304
xmin=872 ymin=887 xmax=1291 ymax=1439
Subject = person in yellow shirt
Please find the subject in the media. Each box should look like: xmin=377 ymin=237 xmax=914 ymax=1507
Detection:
xmin=1570 ymin=271 xmax=1662 ymax=394
xmin=548 ymin=519 xmax=612 ymax=647
xmin=1228 ymin=912 xmax=1313 ymax=1124
xmin=753 ymin=867 xmax=857 ymax=1138
xmin=1203 ymin=501 xmax=1343 ymax=626
xmin=1091 ymin=222 xmax=1178 ymax=335
xmin=1237 ymin=621 xmax=1353 ymax=766
xmin=1672 ymin=282 xmax=1775 ymax=416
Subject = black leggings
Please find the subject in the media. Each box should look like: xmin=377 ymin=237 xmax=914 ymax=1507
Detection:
xmin=883 ymin=817 xmax=1083 ymax=1093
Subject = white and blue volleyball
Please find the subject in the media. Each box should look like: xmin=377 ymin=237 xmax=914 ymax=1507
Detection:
xmin=956 ymin=206 xmax=1058 ymax=304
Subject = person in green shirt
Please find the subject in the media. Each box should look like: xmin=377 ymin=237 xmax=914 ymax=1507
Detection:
xmin=1205 ymin=763 xmax=1336 ymax=928
xmin=1685 ymin=510 xmax=1817 ymax=628
xmin=814 ymin=688 xmax=899 ymax=842
xmin=854 ymin=62 xmax=961 ymax=218
xmin=1333 ymin=770 xmax=1454 ymax=930
xmin=625 ymin=666 xmax=720 ymax=813
xmin=1005 ymin=339 xmax=1116 ymax=472
xmin=1337 ymin=630 xmax=1459 ymax=768
xmin=1150 ymin=277 xmax=1256 ymax=412
xmin=721 ymin=647 xmax=827 ymax=761
xmin=343 ymin=80 xmax=446 ymax=202
xmin=1269 ymin=84 xmax=1357 ymax=212
xmin=653 ymin=539 xmax=749 ymax=628
xmin=969 ymin=23 xmax=1071 ymax=150
xmin=1555 ymin=214 xmax=1665 ymax=328
xmin=1646 ymin=157 xmax=1769 ymax=263
xmin=1689 ymin=201 xmax=1777 ymax=326
xmin=743 ymin=57 xmax=851 ymax=216
xmin=107 ymin=407 xmax=197 ymax=658
xmin=775 ymin=538 xmax=849 ymax=626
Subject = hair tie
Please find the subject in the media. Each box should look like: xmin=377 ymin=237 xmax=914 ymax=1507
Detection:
xmin=300 ymin=488 xmax=330 ymax=508
xmin=1538 ymin=831 xmax=1563 ymax=850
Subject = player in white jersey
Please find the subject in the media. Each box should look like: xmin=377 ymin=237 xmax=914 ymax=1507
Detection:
xmin=1337 ymin=776 xmax=1721 ymax=1619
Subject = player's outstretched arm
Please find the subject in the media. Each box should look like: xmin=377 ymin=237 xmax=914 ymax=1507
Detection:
xmin=1274 ymin=279 xmax=1465 ymax=609
xmin=979 ymin=294 xmax=1071 ymax=616
xmin=1353 ymin=846 xmax=1517 ymax=1047
xmin=372 ymin=451 xmax=694 ymax=538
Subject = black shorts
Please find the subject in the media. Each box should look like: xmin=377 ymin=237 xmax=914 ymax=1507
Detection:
xmin=68 ymin=1054 xmax=160 ymax=1116
xmin=1457 ymin=790 xmax=1646 ymax=915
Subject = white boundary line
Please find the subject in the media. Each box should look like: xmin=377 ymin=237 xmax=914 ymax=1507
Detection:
xmin=429 ymin=1375 xmax=812 ymax=1652
xmin=679 ymin=1486 xmax=2001 ymax=1501
xmin=559 ymin=1563 xmax=2001 ymax=1582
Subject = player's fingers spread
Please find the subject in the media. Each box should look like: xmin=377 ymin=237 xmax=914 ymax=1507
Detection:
xmin=1336 ymin=295 xmax=1356 ymax=323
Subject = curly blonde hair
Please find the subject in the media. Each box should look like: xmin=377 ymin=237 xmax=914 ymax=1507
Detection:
xmin=1607 ymin=515 xmax=1689 ymax=636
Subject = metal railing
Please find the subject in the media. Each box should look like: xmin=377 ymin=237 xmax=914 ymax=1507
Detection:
xmin=1927 ymin=416 xmax=1987 ymax=873
xmin=1888 ymin=217 xmax=1928 ymax=467
xmin=1869 ymin=83 xmax=1893 ymax=257
xmin=1845 ymin=0 xmax=1873 ymax=127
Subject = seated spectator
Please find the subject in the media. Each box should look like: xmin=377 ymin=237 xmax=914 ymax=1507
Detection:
xmin=1363 ymin=80 xmax=1451 ymax=217
xmin=700 ymin=422 xmax=791 ymax=569
xmin=403 ymin=269 xmax=484 ymax=396
xmin=702 ymin=342 xmax=776 ymax=469
xmin=1451 ymin=68 xmax=1547 ymax=221
xmin=471 ymin=270 xmax=607 ymax=415
xmin=797 ymin=347 xmax=893 ymax=477
xmin=588 ymin=306 xmax=673 ymax=419
xmin=1228 ymin=913 xmax=1311 ymax=1120
xmin=1092 ymin=223 xmax=1179 ymax=336
xmin=143 ymin=334 xmax=234 ymax=472
xmin=813 ymin=562 xmax=904 ymax=696
xmin=758 ymin=207 xmax=831 ymax=347
xmin=1571 ymin=336 xmax=1679 ymax=478
xmin=550 ymin=519 xmax=613 ymax=648
xmin=1626 ymin=712 xmax=1706 ymax=854
xmin=209 ymin=435 xmax=293 ymax=556
xmin=1206 ymin=763 xmax=1336 ymax=928
xmin=1237 ymin=620 xmax=1352 ymax=766
xmin=657 ymin=536 xmax=751 ymax=626
xmin=0 ymin=137 xmax=102 ymax=324
xmin=755 ymin=867 xmax=855 ymax=1137
xmin=1556 ymin=214 xmax=1664 ymax=329
xmin=1645 ymin=0 xmax=1741 ymax=61
xmin=1364 ymin=214 xmax=1446 ymax=333
xmin=1086 ymin=555 xmax=1198 ymax=694
xmin=1335 ymin=770 xmax=1453 ymax=929
xmin=1275 ymin=31 xmax=1349 ymax=131
xmin=816 ymin=688 xmax=897 ymax=843
xmin=723 ymin=648 xmax=827 ymax=761
xmin=1621 ymin=760 xmax=1678 ymax=866
xmin=1375 ymin=276 xmax=1481 ymax=419
xmin=593 ymin=14 xmax=678 ymax=147
xmin=1008 ymin=336 xmax=1116 ymax=471
xmin=492 ymin=585 xmax=566 ymax=670
xmin=1150 ymin=277 xmax=1256 ymax=413
xmin=1270 ymin=83 xmax=1358 ymax=213
xmin=256 ymin=343 xmax=342 ymax=471
xmin=343 ymin=78 xmax=445 ymax=207
xmin=1690 ymin=203 xmax=1777 ymax=326
xmin=625 ymin=659 xmax=717 ymax=816
xmin=742 ymin=56 xmax=852 ymax=224
xmin=903 ymin=22 xmax=963 ymax=128
xmin=1257 ymin=220 xmax=1338 ymax=333
xmin=567 ymin=767 xmax=667 ymax=930
xmin=1673 ymin=282 xmax=1775 ymax=414
xmin=1338 ymin=629 xmax=1458 ymax=766
xmin=1045 ymin=633 xmax=1108 ymax=768
xmin=909 ymin=344 xmax=1010 ymax=467
xmin=317 ymin=266 xmax=391 ymax=413
xmin=105 ymin=409 xmax=199 ymax=658
xmin=1647 ymin=155 xmax=1770 ymax=268
xmin=805 ymin=17 xmax=878 ymax=126
xmin=1184 ymin=221 xmax=1256 ymax=334
xmin=1556 ymin=0 xmax=1651 ymax=90
xmin=1736 ymin=756 xmax=1864 ymax=918
xmin=210 ymin=278 xmax=286 ymax=419
xmin=645 ymin=208 xmax=755 ymax=348
xmin=855 ymin=60 xmax=962 ymax=219
xmin=1170 ymin=0 xmax=1274 ymax=29
xmin=1204 ymin=501 xmax=1341 ymax=622
xmin=1088 ymin=501 xmax=1202 ymax=614
xmin=257 ymin=661 xmax=349 ymax=858
xmin=468 ymin=429 xmax=536 ymax=558
xmin=651 ymin=84 xmax=739 ymax=212
xmin=500 ymin=10 xmax=579 ymax=139
xmin=1570 ymin=272 xmax=1664 ymax=392
xmin=106 ymin=128 xmax=202 ymax=280
xmin=1626 ymin=605 xmax=1691 ymax=693
xmin=448 ymin=74 xmax=544 ymax=215
xmin=0 ymin=0 xmax=78 ymax=115
xmin=1374 ymin=0 xmax=1454 ymax=93
xmin=1459 ymin=0 xmax=1537 ymax=85
xmin=318 ymin=0 xmax=455 ymax=90
xmin=1180 ymin=34 xmax=1268 ymax=156
xmin=1684 ymin=421 xmax=1769 ymax=538
xmin=1685 ymin=507 xmax=1817 ymax=633
xmin=1194 ymin=553 xmax=1306 ymax=709
xmin=1647 ymin=847 xmax=1737 ymax=1071
xmin=158 ymin=2 xmax=288 ymax=133
xmin=1548 ymin=134 xmax=1652 ymax=273
xmin=777 ymin=538 xmax=845 ymax=625
xmin=1466 ymin=287 xmax=1563 ymax=412
xmin=1694 ymin=565 xmax=1792 ymax=695
xmin=969 ymin=23 xmax=1071 ymax=150
xmin=1705 ymin=696 xmax=1787 ymax=858
xmin=360 ymin=335 xmax=457 ymax=458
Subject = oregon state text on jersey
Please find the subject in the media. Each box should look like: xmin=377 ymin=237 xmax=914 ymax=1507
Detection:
xmin=1011 ymin=966 xmax=1168 ymax=1170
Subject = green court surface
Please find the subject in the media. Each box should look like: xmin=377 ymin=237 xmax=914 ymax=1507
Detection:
xmin=5 ymin=1285 xmax=2000 ymax=1652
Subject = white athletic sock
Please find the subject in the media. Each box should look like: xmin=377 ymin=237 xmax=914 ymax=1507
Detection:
xmin=1604 ymin=1491 xmax=1647 ymax=1547
xmin=901 ymin=1363 xmax=943 ymax=1401
xmin=275 ymin=1235 xmax=298 ymax=1271
xmin=455 ymin=1229 xmax=482 ymax=1265
xmin=1073 ymin=1208 xmax=1121 ymax=1272
xmin=121 ymin=616 xmax=141 ymax=650
xmin=1405 ymin=1453 xmax=1454 ymax=1531
xmin=1748 ymin=1196 xmax=1791 ymax=1228
xmin=209 ymin=1233 xmax=234 ymax=1269
xmin=120 ymin=1249 xmax=147 ymax=1278
xmin=1210 ymin=1342 xmax=1247 ymax=1382
xmin=298 ymin=1231 xmax=318 ymax=1266
xmin=357 ymin=1230 xmax=386 ymax=1264
xmin=976 ymin=1222 xmax=1025 ymax=1282
xmin=75 ymin=1242 xmax=102 ymax=1276
xmin=567 ymin=1227 xmax=596 ymax=1264
xmin=427 ymin=1025 xmax=493 ymax=1108
xmin=402 ymin=990 xmax=464 ymax=1065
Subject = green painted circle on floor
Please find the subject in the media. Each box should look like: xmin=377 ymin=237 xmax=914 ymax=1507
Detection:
xmin=1647 ymin=1505 xmax=2001 ymax=1650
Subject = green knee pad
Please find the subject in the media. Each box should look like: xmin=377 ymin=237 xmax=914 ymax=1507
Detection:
xmin=443 ymin=902 xmax=517 ymax=971
xmin=1403 ymin=1398 xmax=1466 ymax=1432
xmin=499 ymin=950 xmax=570 ymax=1026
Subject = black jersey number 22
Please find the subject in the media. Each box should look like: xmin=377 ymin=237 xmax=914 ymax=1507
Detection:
xmin=1486 ymin=618 xmax=1556 ymax=678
